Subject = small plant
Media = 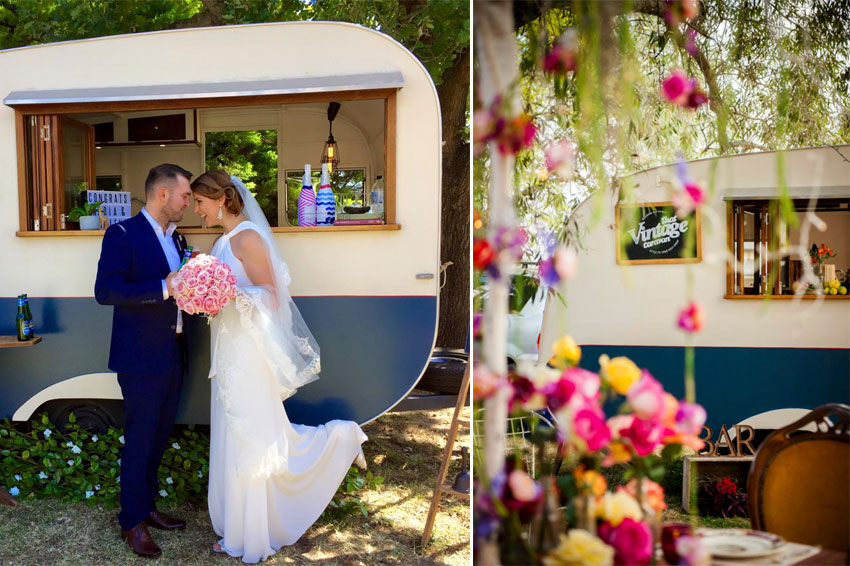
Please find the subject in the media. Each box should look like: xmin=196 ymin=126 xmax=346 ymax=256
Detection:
xmin=699 ymin=476 xmax=748 ymax=518
xmin=67 ymin=201 xmax=103 ymax=223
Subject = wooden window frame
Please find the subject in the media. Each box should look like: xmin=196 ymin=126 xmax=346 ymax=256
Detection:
xmin=725 ymin=197 xmax=850 ymax=300
xmin=13 ymin=88 xmax=399 ymax=234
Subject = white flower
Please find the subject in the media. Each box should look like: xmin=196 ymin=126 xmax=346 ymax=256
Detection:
xmin=66 ymin=441 xmax=73 ymax=447
xmin=85 ymin=491 xmax=94 ymax=499
xmin=166 ymin=477 xmax=173 ymax=485
xmin=71 ymin=445 xmax=81 ymax=454
xmin=67 ymin=459 xmax=74 ymax=466
xmin=117 ymin=476 xmax=121 ymax=483
xmin=14 ymin=474 xmax=21 ymax=481
xmin=43 ymin=429 xmax=52 ymax=438
xmin=197 ymin=470 xmax=203 ymax=478
xmin=95 ymin=484 xmax=101 ymax=491
xmin=172 ymin=442 xmax=180 ymax=450
xmin=119 ymin=435 xmax=125 ymax=445
xmin=38 ymin=472 xmax=48 ymax=480
xmin=159 ymin=489 xmax=168 ymax=497
xmin=9 ymin=487 xmax=19 ymax=496
xmin=117 ymin=458 xmax=121 ymax=466
xmin=92 ymin=435 xmax=98 ymax=443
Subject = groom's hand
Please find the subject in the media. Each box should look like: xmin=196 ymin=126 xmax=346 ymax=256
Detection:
xmin=165 ymin=271 xmax=179 ymax=297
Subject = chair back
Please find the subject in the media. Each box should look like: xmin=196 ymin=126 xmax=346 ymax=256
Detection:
xmin=747 ymin=404 xmax=849 ymax=552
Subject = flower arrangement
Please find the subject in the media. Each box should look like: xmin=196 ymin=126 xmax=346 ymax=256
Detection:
xmin=809 ymin=243 xmax=836 ymax=266
xmin=698 ymin=476 xmax=748 ymax=518
xmin=474 ymin=335 xmax=709 ymax=565
xmin=172 ymin=254 xmax=238 ymax=317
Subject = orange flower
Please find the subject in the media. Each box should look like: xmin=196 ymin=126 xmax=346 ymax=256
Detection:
xmin=574 ymin=466 xmax=608 ymax=497
xmin=619 ymin=478 xmax=667 ymax=511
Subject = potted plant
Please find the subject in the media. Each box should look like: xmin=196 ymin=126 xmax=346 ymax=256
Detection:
xmin=68 ymin=201 xmax=104 ymax=230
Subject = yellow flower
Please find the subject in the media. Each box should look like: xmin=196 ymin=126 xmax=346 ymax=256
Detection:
xmin=595 ymin=491 xmax=642 ymax=527
xmin=553 ymin=335 xmax=581 ymax=366
xmin=543 ymin=529 xmax=614 ymax=566
xmin=598 ymin=354 xmax=641 ymax=395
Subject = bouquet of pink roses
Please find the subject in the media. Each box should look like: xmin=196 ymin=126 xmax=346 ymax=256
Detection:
xmin=172 ymin=254 xmax=238 ymax=316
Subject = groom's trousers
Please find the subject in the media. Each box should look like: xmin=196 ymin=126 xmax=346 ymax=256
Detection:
xmin=117 ymin=335 xmax=185 ymax=531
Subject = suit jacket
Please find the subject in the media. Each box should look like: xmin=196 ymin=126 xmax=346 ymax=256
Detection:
xmin=94 ymin=213 xmax=188 ymax=377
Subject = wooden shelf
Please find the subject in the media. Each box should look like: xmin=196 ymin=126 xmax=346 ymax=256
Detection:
xmin=17 ymin=224 xmax=401 ymax=237
xmin=0 ymin=336 xmax=42 ymax=348
xmin=724 ymin=294 xmax=849 ymax=300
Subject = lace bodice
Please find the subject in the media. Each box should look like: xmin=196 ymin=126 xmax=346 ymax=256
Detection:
xmin=211 ymin=221 xmax=261 ymax=287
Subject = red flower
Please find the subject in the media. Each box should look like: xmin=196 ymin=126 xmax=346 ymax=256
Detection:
xmin=473 ymin=238 xmax=495 ymax=270
xmin=716 ymin=477 xmax=737 ymax=495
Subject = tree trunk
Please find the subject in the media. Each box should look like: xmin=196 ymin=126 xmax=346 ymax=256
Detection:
xmin=435 ymin=47 xmax=471 ymax=350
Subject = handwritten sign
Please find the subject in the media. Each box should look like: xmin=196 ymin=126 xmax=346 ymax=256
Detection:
xmin=87 ymin=190 xmax=131 ymax=226
xmin=615 ymin=202 xmax=702 ymax=265
xmin=698 ymin=425 xmax=755 ymax=457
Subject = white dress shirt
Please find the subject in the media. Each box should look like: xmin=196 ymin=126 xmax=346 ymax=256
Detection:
xmin=141 ymin=208 xmax=183 ymax=333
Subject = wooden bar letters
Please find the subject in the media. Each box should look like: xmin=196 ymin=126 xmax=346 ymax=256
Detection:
xmin=698 ymin=424 xmax=755 ymax=456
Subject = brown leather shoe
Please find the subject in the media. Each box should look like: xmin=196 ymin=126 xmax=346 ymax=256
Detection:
xmin=121 ymin=522 xmax=162 ymax=558
xmin=146 ymin=509 xmax=186 ymax=530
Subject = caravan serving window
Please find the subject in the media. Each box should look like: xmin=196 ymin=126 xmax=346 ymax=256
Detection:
xmin=726 ymin=197 xmax=849 ymax=298
xmin=11 ymin=84 xmax=398 ymax=234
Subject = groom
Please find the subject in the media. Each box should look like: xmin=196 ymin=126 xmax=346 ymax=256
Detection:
xmin=95 ymin=163 xmax=194 ymax=558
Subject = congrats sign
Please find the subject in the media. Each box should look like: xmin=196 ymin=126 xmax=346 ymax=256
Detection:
xmin=87 ymin=190 xmax=131 ymax=226
xmin=615 ymin=202 xmax=701 ymax=265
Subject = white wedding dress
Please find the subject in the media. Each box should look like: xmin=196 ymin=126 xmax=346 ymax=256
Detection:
xmin=207 ymin=221 xmax=367 ymax=564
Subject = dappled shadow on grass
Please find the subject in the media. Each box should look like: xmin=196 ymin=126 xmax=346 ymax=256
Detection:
xmin=0 ymin=409 xmax=469 ymax=566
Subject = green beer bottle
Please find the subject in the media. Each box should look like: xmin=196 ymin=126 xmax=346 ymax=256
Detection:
xmin=16 ymin=296 xmax=31 ymax=341
xmin=21 ymin=294 xmax=34 ymax=336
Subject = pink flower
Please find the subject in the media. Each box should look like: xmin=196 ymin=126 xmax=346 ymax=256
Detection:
xmin=573 ymin=405 xmax=611 ymax=452
xmin=509 ymin=376 xmax=537 ymax=412
xmin=607 ymin=414 xmax=635 ymax=439
xmin=599 ymin=518 xmax=653 ymax=566
xmin=662 ymin=70 xmax=692 ymax=105
xmin=672 ymin=181 xmax=705 ymax=216
xmin=540 ymin=377 xmax=575 ymax=411
xmin=686 ymin=89 xmax=708 ymax=109
xmin=227 ymin=275 xmax=237 ymax=285
xmin=496 ymin=115 xmax=536 ymax=155
xmin=545 ymin=140 xmax=576 ymax=179
xmin=217 ymin=280 xmax=231 ymax=293
xmin=684 ymin=28 xmax=699 ymax=56
xmin=473 ymin=365 xmax=503 ymax=401
xmin=203 ymin=297 xmax=218 ymax=313
xmin=175 ymin=281 xmax=187 ymax=294
xmin=183 ymin=302 xmax=196 ymax=315
xmin=675 ymin=402 xmax=707 ymax=435
xmin=563 ymin=367 xmax=600 ymax=400
xmin=208 ymin=286 xmax=221 ymax=299
xmin=621 ymin=417 xmax=664 ymax=456
xmin=195 ymin=284 xmax=208 ymax=296
xmin=197 ymin=272 xmax=209 ymax=285
xmin=664 ymin=0 xmax=699 ymax=26
xmin=627 ymin=370 xmax=665 ymax=421
xmin=677 ymin=301 xmax=705 ymax=333
xmin=186 ymin=277 xmax=199 ymax=288
xmin=543 ymin=29 xmax=578 ymax=75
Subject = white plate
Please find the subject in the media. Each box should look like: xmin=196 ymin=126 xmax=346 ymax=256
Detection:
xmin=697 ymin=529 xmax=786 ymax=559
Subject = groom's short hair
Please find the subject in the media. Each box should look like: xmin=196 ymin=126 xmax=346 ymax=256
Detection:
xmin=145 ymin=164 xmax=193 ymax=196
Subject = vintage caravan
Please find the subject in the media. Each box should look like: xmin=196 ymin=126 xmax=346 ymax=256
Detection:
xmin=0 ymin=22 xmax=442 ymax=429
xmin=540 ymin=145 xmax=850 ymax=430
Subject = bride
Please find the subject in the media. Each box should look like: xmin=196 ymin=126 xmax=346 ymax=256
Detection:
xmin=190 ymin=170 xmax=367 ymax=563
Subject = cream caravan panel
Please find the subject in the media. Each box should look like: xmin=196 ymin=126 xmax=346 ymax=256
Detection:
xmin=0 ymin=22 xmax=440 ymax=298
xmin=541 ymin=146 xmax=850 ymax=352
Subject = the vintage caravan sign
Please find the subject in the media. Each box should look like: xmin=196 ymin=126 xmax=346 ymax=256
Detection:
xmin=615 ymin=202 xmax=701 ymax=264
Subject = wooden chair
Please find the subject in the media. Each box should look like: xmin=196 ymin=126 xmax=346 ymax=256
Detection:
xmin=747 ymin=404 xmax=849 ymax=552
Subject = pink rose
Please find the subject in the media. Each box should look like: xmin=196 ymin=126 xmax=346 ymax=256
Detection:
xmin=203 ymin=297 xmax=218 ymax=313
xmin=175 ymin=280 xmax=187 ymax=295
xmin=195 ymin=284 xmax=208 ymax=296
xmin=214 ymin=266 xmax=228 ymax=279
xmin=227 ymin=275 xmax=237 ymax=285
xmin=662 ymin=69 xmax=692 ymax=105
xmin=208 ymin=287 xmax=221 ymax=299
xmin=675 ymin=402 xmax=707 ymax=435
xmin=183 ymin=302 xmax=196 ymax=315
xmin=191 ymin=297 xmax=204 ymax=309
xmin=627 ymin=370 xmax=665 ymax=420
xmin=621 ymin=417 xmax=664 ymax=456
xmin=186 ymin=277 xmax=199 ymax=288
xmin=197 ymin=272 xmax=210 ymax=285
xmin=217 ymin=280 xmax=230 ymax=293
xmin=599 ymin=518 xmax=653 ymax=566
xmin=607 ymin=414 xmax=635 ymax=440
xmin=563 ymin=367 xmax=600 ymax=400
xmin=573 ymin=405 xmax=611 ymax=452
xmin=677 ymin=301 xmax=705 ymax=333
xmin=540 ymin=377 xmax=575 ymax=411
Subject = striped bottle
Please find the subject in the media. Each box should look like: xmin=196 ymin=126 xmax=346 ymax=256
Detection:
xmin=316 ymin=163 xmax=336 ymax=226
xmin=297 ymin=164 xmax=317 ymax=226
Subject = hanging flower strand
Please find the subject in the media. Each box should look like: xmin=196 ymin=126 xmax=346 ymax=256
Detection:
xmin=661 ymin=69 xmax=708 ymax=110
xmin=473 ymin=95 xmax=537 ymax=156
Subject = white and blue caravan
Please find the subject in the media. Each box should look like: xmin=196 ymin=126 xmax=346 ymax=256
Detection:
xmin=0 ymin=22 xmax=441 ymax=429
xmin=540 ymin=145 xmax=850 ymax=430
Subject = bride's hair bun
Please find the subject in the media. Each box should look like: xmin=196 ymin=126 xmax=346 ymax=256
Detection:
xmin=191 ymin=169 xmax=244 ymax=215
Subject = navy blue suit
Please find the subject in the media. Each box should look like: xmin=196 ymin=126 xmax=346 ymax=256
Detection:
xmin=95 ymin=212 xmax=189 ymax=530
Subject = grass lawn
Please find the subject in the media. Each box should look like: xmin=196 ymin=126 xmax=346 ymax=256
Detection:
xmin=0 ymin=408 xmax=470 ymax=566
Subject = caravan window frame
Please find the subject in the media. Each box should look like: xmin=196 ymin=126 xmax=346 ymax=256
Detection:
xmin=725 ymin=197 xmax=850 ymax=299
xmin=12 ymin=88 xmax=399 ymax=236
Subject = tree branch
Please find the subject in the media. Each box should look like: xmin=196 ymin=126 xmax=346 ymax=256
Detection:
xmin=166 ymin=0 xmax=226 ymax=29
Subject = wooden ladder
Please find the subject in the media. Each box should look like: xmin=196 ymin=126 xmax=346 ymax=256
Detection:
xmin=421 ymin=361 xmax=471 ymax=547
